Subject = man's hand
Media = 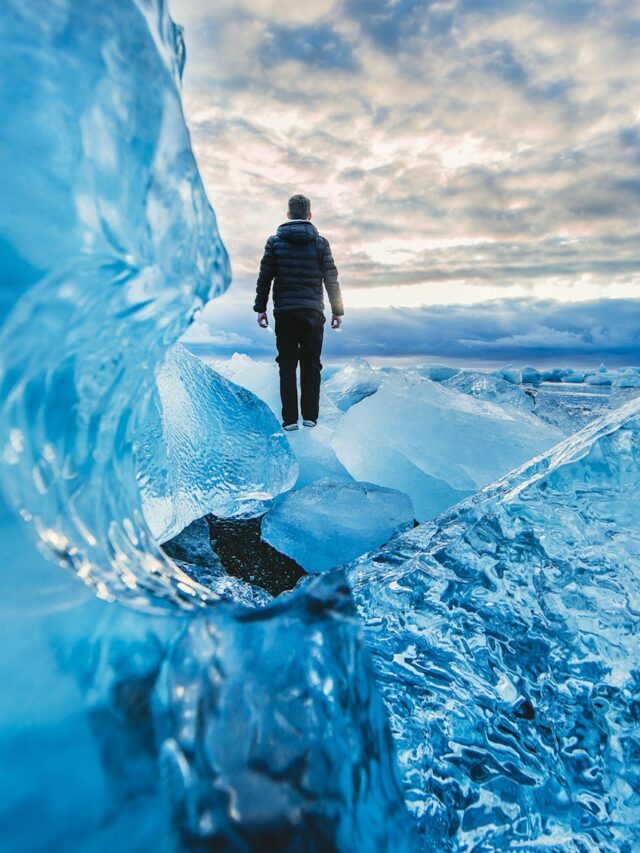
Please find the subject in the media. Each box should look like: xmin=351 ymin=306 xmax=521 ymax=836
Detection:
xmin=257 ymin=311 xmax=268 ymax=328
xmin=331 ymin=314 xmax=342 ymax=329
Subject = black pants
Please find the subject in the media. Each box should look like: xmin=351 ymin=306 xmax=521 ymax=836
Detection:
xmin=274 ymin=309 xmax=325 ymax=424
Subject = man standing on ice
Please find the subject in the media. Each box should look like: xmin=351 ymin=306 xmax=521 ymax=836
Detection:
xmin=254 ymin=194 xmax=344 ymax=430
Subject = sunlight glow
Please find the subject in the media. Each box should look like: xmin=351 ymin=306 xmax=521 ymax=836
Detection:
xmin=345 ymin=275 xmax=640 ymax=309
xmin=360 ymin=236 xmax=495 ymax=265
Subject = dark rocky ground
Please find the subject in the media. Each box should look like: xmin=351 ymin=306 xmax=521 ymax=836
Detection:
xmin=162 ymin=514 xmax=306 ymax=598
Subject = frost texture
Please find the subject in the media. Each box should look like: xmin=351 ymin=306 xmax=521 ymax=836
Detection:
xmin=332 ymin=372 xmax=564 ymax=520
xmin=137 ymin=345 xmax=296 ymax=543
xmin=262 ymin=477 xmax=414 ymax=573
xmin=348 ymin=396 xmax=640 ymax=849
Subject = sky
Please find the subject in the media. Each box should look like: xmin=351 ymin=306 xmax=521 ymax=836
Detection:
xmin=169 ymin=0 xmax=640 ymax=365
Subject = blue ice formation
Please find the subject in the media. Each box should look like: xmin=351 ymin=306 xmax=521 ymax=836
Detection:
xmin=443 ymin=370 xmax=535 ymax=411
xmin=261 ymin=477 xmax=415 ymax=572
xmin=323 ymin=357 xmax=383 ymax=410
xmin=136 ymin=344 xmax=296 ymax=543
xmin=542 ymin=366 xmax=573 ymax=382
xmin=614 ymin=367 xmax=640 ymax=389
xmin=155 ymin=571 xmax=416 ymax=851
xmin=414 ymin=363 xmax=461 ymax=382
xmin=348 ymin=395 xmax=640 ymax=849
xmin=0 ymin=488 xmax=184 ymax=852
xmin=492 ymin=364 xmax=523 ymax=385
xmin=213 ymin=353 xmax=351 ymax=488
xmin=521 ymin=365 xmax=542 ymax=383
xmin=331 ymin=372 xmax=564 ymax=520
xmin=0 ymin=0 xmax=236 ymax=609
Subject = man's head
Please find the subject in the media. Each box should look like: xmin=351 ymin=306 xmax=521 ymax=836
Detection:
xmin=287 ymin=194 xmax=311 ymax=221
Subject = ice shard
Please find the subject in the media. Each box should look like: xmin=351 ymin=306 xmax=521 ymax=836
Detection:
xmin=0 ymin=0 xmax=236 ymax=609
xmin=323 ymin=357 xmax=383 ymax=411
xmin=136 ymin=344 xmax=296 ymax=543
xmin=213 ymin=353 xmax=350 ymax=488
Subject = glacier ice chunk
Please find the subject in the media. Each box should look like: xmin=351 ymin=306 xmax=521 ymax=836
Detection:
xmin=443 ymin=370 xmax=535 ymax=411
xmin=521 ymin=365 xmax=542 ymax=383
xmin=562 ymin=370 xmax=587 ymax=382
xmin=585 ymin=372 xmax=614 ymax=385
xmin=0 ymin=0 xmax=232 ymax=608
xmin=154 ymin=572 xmax=418 ymax=851
xmin=323 ymin=357 xmax=382 ymax=410
xmin=541 ymin=366 xmax=573 ymax=382
xmin=492 ymin=364 xmax=522 ymax=384
xmin=413 ymin=362 xmax=460 ymax=382
xmin=136 ymin=345 xmax=297 ymax=543
xmin=331 ymin=372 xmax=563 ymax=520
xmin=348 ymin=395 xmax=640 ymax=847
xmin=261 ymin=478 xmax=414 ymax=572
xmin=613 ymin=367 xmax=640 ymax=388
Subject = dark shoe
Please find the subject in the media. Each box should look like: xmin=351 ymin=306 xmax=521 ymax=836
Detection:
xmin=282 ymin=422 xmax=299 ymax=431
xmin=302 ymin=419 xmax=317 ymax=428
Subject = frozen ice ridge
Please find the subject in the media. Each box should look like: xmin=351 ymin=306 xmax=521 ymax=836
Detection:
xmin=136 ymin=344 xmax=296 ymax=544
xmin=348 ymin=394 xmax=640 ymax=849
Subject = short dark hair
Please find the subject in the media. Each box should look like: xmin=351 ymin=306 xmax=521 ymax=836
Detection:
xmin=288 ymin=194 xmax=311 ymax=219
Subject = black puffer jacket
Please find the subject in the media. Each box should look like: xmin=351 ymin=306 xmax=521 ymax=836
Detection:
xmin=253 ymin=220 xmax=344 ymax=316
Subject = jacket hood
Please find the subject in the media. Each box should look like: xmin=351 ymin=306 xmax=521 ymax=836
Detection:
xmin=276 ymin=220 xmax=318 ymax=244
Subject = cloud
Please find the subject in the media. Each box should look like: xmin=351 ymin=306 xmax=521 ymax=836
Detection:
xmin=182 ymin=293 xmax=640 ymax=365
xmin=260 ymin=23 xmax=359 ymax=71
xmin=182 ymin=320 xmax=252 ymax=347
